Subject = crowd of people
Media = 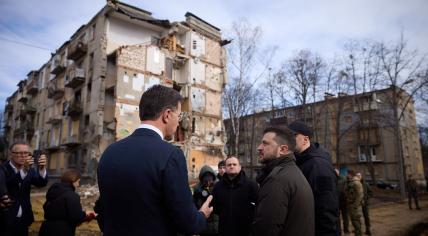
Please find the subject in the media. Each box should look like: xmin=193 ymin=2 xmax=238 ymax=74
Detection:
xmin=0 ymin=84 xmax=424 ymax=236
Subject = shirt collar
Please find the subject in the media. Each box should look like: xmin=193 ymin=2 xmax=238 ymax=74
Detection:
xmin=9 ymin=161 xmax=19 ymax=173
xmin=138 ymin=123 xmax=164 ymax=140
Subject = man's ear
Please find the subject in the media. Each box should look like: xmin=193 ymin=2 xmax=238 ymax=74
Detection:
xmin=161 ymin=110 xmax=169 ymax=124
xmin=278 ymin=144 xmax=289 ymax=156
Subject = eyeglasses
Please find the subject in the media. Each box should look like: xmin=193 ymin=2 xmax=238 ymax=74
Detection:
xmin=170 ymin=109 xmax=183 ymax=122
xmin=11 ymin=151 xmax=31 ymax=156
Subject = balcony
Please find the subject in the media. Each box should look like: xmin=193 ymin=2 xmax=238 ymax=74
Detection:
xmin=5 ymin=103 xmax=13 ymax=111
xmin=26 ymin=79 xmax=38 ymax=95
xmin=17 ymin=105 xmax=37 ymax=119
xmin=47 ymin=82 xmax=65 ymax=100
xmin=51 ymin=57 xmax=67 ymax=75
xmin=62 ymin=134 xmax=81 ymax=147
xmin=67 ymin=41 xmax=88 ymax=60
xmin=14 ymin=121 xmax=34 ymax=135
xmin=64 ymin=100 xmax=83 ymax=118
xmin=46 ymin=114 xmax=62 ymax=124
xmin=65 ymin=66 xmax=85 ymax=89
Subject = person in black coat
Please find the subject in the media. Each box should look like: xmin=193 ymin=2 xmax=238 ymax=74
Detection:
xmin=0 ymin=141 xmax=48 ymax=236
xmin=39 ymin=169 xmax=95 ymax=236
xmin=212 ymin=156 xmax=258 ymax=236
xmin=98 ymin=85 xmax=212 ymax=236
xmin=288 ymin=121 xmax=339 ymax=236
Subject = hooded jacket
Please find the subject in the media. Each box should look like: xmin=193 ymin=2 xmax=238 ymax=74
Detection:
xmin=192 ymin=165 xmax=218 ymax=235
xmin=252 ymin=153 xmax=314 ymax=236
xmin=39 ymin=182 xmax=86 ymax=236
xmin=295 ymin=143 xmax=339 ymax=236
xmin=212 ymin=170 xmax=258 ymax=236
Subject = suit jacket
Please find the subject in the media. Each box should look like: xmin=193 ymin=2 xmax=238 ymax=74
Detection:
xmin=98 ymin=128 xmax=206 ymax=236
xmin=0 ymin=161 xmax=48 ymax=227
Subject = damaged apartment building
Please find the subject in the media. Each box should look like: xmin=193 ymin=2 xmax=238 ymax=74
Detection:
xmin=225 ymin=87 xmax=425 ymax=185
xmin=3 ymin=1 xmax=227 ymax=181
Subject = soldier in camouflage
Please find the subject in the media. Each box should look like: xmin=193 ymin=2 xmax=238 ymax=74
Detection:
xmin=345 ymin=170 xmax=363 ymax=236
xmin=356 ymin=173 xmax=373 ymax=235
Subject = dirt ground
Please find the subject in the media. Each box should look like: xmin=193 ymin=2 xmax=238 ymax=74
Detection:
xmin=27 ymin=188 xmax=427 ymax=236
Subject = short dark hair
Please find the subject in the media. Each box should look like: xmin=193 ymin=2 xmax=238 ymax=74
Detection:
xmin=225 ymin=156 xmax=240 ymax=164
xmin=9 ymin=140 xmax=29 ymax=150
xmin=139 ymin=85 xmax=183 ymax=121
xmin=218 ymin=160 xmax=226 ymax=168
xmin=61 ymin=169 xmax=81 ymax=184
xmin=347 ymin=170 xmax=355 ymax=176
xmin=263 ymin=126 xmax=296 ymax=152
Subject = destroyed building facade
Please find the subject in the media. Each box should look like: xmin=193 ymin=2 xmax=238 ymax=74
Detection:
xmin=3 ymin=1 xmax=227 ymax=182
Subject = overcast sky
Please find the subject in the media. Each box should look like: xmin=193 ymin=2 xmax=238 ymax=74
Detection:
xmin=1 ymin=0 xmax=427 ymax=110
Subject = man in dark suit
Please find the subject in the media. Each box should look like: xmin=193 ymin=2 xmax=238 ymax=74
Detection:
xmin=0 ymin=141 xmax=48 ymax=236
xmin=98 ymin=85 xmax=213 ymax=236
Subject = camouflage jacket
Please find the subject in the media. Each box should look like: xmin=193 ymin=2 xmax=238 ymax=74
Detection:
xmin=345 ymin=177 xmax=363 ymax=207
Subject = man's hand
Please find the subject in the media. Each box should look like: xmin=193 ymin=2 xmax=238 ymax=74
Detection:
xmin=199 ymin=195 xmax=213 ymax=219
xmin=38 ymin=154 xmax=47 ymax=172
xmin=24 ymin=156 xmax=34 ymax=172
xmin=0 ymin=195 xmax=13 ymax=209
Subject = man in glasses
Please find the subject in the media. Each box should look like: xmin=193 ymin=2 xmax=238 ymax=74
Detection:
xmin=98 ymin=85 xmax=212 ymax=235
xmin=0 ymin=141 xmax=48 ymax=236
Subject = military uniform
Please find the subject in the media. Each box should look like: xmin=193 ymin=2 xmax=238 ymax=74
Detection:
xmin=361 ymin=180 xmax=373 ymax=235
xmin=345 ymin=177 xmax=363 ymax=236
xmin=406 ymin=178 xmax=420 ymax=210
xmin=337 ymin=175 xmax=349 ymax=234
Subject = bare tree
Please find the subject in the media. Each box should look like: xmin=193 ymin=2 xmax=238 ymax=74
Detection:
xmin=280 ymin=50 xmax=325 ymax=139
xmin=342 ymin=39 xmax=383 ymax=183
xmin=376 ymin=33 xmax=428 ymax=199
xmin=223 ymin=19 xmax=271 ymax=156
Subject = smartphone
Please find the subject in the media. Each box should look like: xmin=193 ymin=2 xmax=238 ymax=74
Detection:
xmin=32 ymin=149 xmax=43 ymax=167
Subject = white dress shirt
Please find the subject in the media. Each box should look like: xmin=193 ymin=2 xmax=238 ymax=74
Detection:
xmin=9 ymin=161 xmax=47 ymax=218
xmin=138 ymin=123 xmax=164 ymax=140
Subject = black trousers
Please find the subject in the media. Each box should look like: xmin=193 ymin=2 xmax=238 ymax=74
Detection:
xmin=362 ymin=203 xmax=370 ymax=232
xmin=408 ymin=191 xmax=420 ymax=209
xmin=0 ymin=217 xmax=29 ymax=236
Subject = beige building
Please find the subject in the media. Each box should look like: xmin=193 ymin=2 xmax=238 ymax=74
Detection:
xmin=226 ymin=87 xmax=425 ymax=185
xmin=3 ymin=1 xmax=227 ymax=182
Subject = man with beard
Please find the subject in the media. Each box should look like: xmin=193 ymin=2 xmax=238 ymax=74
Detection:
xmin=212 ymin=156 xmax=258 ymax=236
xmin=252 ymin=127 xmax=314 ymax=236
xmin=288 ymin=121 xmax=339 ymax=236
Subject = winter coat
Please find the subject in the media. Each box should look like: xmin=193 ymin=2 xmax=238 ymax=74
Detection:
xmin=212 ymin=170 xmax=258 ymax=236
xmin=193 ymin=165 xmax=218 ymax=235
xmin=252 ymin=154 xmax=314 ymax=236
xmin=0 ymin=161 xmax=48 ymax=228
xmin=39 ymin=182 xmax=86 ymax=236
xmin=295 ymin=143 xmax=339 ymax=236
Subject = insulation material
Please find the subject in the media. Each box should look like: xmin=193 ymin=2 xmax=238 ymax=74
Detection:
xmin=204 ymin=118 xmax=223 ymax=145
xmin=205 ymin=37 xmax=221 ymax=66
xmin=205 ymin=65 xmax=223 ymax=92
xmin=145 ymin=76 xmax=160 ymax=91
xmin=124 ymin=94 xmax=136 ymax=100
xmin=146 ymin=46 xmax=165 ymax=75
xmin=190 ymin=32 xmax=206 ymax=58
xmin=188 ymin=149 xmax=223 ymax=179
xmin=190 ymin=58 xmax=205 ymax=85
xmin=205 ymin=91 xmax=221 ymax=116
xmin=123 ymin=74 xmax=129 ymax=83
xmin=115 ymin=103 xmax=140 ymax=140
xmin=191 ymin=87 xmax=205 ymax=112
xmin=117 ymin=45 xmax=146 ymax=71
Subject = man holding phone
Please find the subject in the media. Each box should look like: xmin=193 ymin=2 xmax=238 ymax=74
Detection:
xmin=0 ymin=141 xmax=48 ymax=236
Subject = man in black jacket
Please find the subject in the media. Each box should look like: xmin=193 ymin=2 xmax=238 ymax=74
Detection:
xmin=288 ymin=121 xmax=339 ymax=236
xmin=253 ymin=126 xmax=314 ymax=236
xmin=212 ymin=156 xmax=258 ymax=236
xmin=0 ymin=141 xmax=49 ymax=236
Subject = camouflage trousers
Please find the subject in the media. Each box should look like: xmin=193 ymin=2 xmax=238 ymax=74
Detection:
xmin=348 ymin=204 xmax=362 ymax=236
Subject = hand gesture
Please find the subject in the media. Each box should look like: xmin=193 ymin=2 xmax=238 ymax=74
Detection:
xmin=38 ymin=154 xmax=47 ymax=171
xmin=199 ymin=195 xmax=213 ymax=219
